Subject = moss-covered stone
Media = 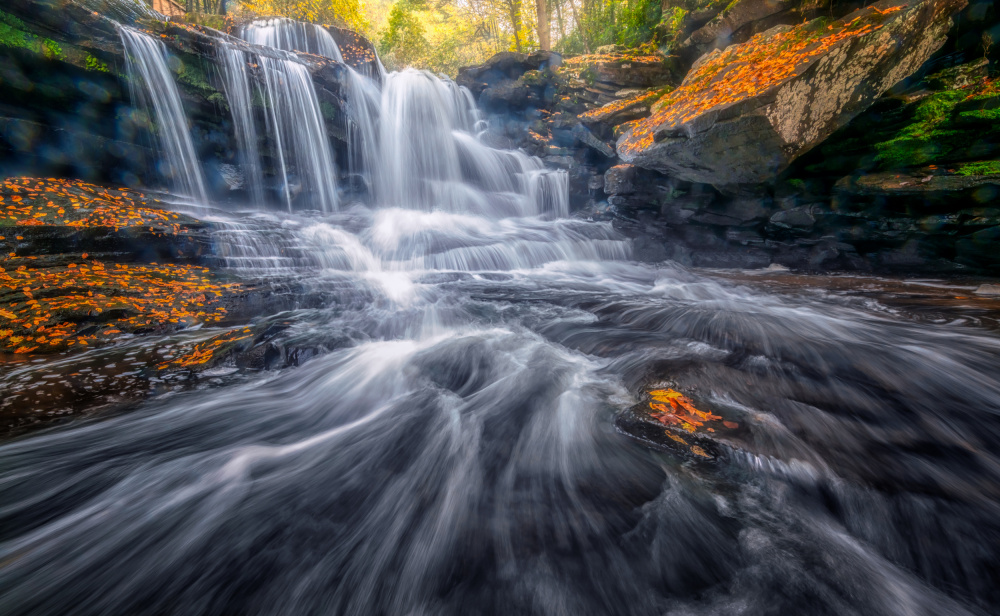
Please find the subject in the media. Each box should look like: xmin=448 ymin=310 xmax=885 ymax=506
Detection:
xmin=958 ymin=160 xmax=1000 ymax=176
xmin=0 ymin=9 xmax=66 ymax=60
xmin=872 ymin=77 xmax=1000 ymax=169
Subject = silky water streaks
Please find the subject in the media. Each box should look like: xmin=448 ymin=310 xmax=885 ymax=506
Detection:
xmin=119 ymin=26 xmax=208 ymax=203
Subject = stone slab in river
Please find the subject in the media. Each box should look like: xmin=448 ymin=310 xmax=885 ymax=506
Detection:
xmin=617 ymin=0 xmax=967 ymax=189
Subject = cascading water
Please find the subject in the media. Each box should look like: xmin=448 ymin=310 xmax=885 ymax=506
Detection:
xmin=241 ymin=18 xmax=345 ymax=63
xmin=217 ymin=45 xmax=265 ymax=207
xmin=119 ymin=27 xmax=208 ymax=203
xmin=224 ymin=21 xmax=341 ymax=212
xmin=257 ymin=54 xmax=339 ymax=212
xmin=376 ymin=69 xmax=567 ymax=217
xmin=342 ymin=67 xmax=382 ymax=189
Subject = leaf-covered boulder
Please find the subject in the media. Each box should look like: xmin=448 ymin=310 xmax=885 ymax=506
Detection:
xmin=617 ymin=0 xmax=968 ymax=189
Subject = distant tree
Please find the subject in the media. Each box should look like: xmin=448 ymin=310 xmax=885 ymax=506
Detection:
xmin=380 ymin=0 xmax=429 ymax=62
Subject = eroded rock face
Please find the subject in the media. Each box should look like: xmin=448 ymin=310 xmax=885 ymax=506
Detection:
xmin=618 ymin=0 xmax=967 ymax=189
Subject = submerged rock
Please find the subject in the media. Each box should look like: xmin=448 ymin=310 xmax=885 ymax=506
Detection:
xmin=618 ymin=0 xmax=967 ymax=189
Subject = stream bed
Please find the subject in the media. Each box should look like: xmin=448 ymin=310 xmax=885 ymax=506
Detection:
xmin=2 ymin=205 xmax=999 ymax=615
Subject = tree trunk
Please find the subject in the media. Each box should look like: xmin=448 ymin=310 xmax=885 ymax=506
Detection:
xmin=508 ymin=0 xmax=523 ymax=52
xmin=535 ymin=0 xmax=550 ymax=50
xmin=554 ymin=0 xmax=565 ymax=42
xmin=567 ymin=0 xmax=589 ymax=52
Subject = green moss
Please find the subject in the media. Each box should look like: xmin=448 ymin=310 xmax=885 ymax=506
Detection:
xmin=85 ymin=54 xmax=110 ymax=73
xmin=873 ymin=91 xmax=968 ymax=167
xmin=0 ymin=10 xmax=62 ymax=59
xmin=320 ymin=101 xmax=338 ymax=121
xmin=174 ymin=55 xmax=226 ymax=108
xmin=958 ymin=108 xmax=1000 ymax=123
xmin=0 ymin=17 xmax=30 ymax=50
xmin=957 ymin=161 xmax=1000 ymax=176
xmin=519 ymin=69 xmax=544 ymax=86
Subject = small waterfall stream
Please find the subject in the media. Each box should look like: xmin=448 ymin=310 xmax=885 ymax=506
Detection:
xmin=257 ymin=55 xmax=339 ymax=212
xmin=240 ymin=18 xmax=345 ymax=63
xmin=119 ymin=27 xmax=208 ymax=203
xmin=217 ymin=45 xmax=265 ymax=207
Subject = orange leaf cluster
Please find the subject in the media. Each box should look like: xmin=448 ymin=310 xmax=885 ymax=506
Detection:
xmin=580 ymin=90 xmax=660 ymax=123
xmin=0 ymin=178 xmax=184 ymax=233
xmin=962 ymin=76 xmax=1000 ymax=100
xmin=621 ymin=6 xmax=904 ymax=152
xmin=0 ymin=258 xmax=238 ymax=354
xmin=645 ymin=388 xmax=739 ymax=457
xmin=159 ymin=327 xmax=253 ymax=369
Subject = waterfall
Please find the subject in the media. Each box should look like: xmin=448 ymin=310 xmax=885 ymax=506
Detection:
xmin=241 ymin=18 xmax=345 ymax=63
xmin=119 ymin=27 xmax=208 ymax=203
xmin=375 ymin=69 xmax=568 ymax=217
xmin=238 ymin=19 xmax=382 ymax=198
xmin=257 ymin=55 xmax=339 ymax=212
xmin=220 ymin=18 xmax=566 ymax=218
xmin=217 ymin=45 xmax=265 ymax=207
xmin=342 ymin=68 xmax=382 ymax=194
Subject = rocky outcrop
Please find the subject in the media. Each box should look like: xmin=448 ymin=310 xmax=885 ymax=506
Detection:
xmin=677 ymin=0 xmax=799 ymax=65
xmin=457 ymin=50 xmax=676 ymax=203
xmin=618 ymin=0 xmax=967 ymax=189
xmin=323 ymin=24 xmax=384 ymax=81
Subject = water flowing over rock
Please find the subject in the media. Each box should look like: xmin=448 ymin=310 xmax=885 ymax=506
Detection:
xmin=119 ymin=27 xmax=208 ymax=202
xmin=217 ymin=44 xmax=266 ymax=207
xmin=618 ymin=0 xmax=968 ymax=189
xmin=241 ymin=18 xmax=345 ymax=63
xmin=257 ymin=55 xmax=340 ymax=212
xmin=377 ymin=69 xmax=568 ymax=217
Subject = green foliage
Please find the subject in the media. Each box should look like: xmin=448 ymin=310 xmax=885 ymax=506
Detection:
xmin=874 ymin=91 xmax=966 ymax=167
xmin=615 ymin=0 xmax=662 ymax=48
xmin=380 ymin=0 xmax=428 ymax=64
xmin=0 ymin=10 xmax=65 ymax=60
xmin=85 ymin=54 xmax=110 ymax=73
xmin=658 ymin=7 xmax=688 ymax=51
xmin=183 ymin=12 xmax=228 ymax=30
xmin=375 ymin=0 xmax=510 ymax=74
xmin=957 ymin=160 xmax=1000 ymax=176
xmin=555 ymin=0 xmax=662 ymax=53
xmin=237 ymin=0 xmax=368 ymax=33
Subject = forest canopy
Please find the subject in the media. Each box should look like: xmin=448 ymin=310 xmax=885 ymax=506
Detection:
xmin=224 ymin=0 xmax=674 ymax=74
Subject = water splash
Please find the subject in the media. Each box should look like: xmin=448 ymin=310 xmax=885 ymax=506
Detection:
xmin=119 ymin=27 xmax=207 ymax=203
